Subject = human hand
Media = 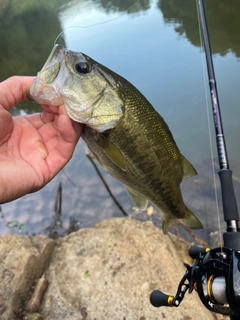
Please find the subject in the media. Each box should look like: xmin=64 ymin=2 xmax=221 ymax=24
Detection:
xmin=0 ymin=76 xmax=83 ymax=204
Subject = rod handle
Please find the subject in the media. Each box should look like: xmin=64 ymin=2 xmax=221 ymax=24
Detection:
xmin=218 ymin=170 xmax=239 ymax=223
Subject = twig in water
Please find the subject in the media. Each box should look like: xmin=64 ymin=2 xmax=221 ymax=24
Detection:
xmin=54 ymin=182 xmax=62 ymax=219
xmin=176 ymin=221 xmax=209 ymax=247
xmin=86 ymin=153 xmax=128 ymax=217
xmin=0 ymin=205 xmax=3 ymax=218
xmin=46 ymin=182 xmax=64 ymax=239
xmin=61 ymin=169 xmax=77 ymax=187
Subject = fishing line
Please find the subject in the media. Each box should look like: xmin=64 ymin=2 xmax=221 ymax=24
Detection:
xmin=196 ymin=1 xmax=223 ymax=248
xmin=54 ymin=0 xmax=140 ymax=46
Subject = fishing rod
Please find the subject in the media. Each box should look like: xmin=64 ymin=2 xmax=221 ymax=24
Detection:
xmin=150 ymin=0 xmax=240 ymax=318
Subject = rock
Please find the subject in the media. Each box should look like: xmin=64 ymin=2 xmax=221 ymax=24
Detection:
xmin=26 ymin=275 xmax=49 ymax=313
xmin=40 ymin=218 xmax=217 ymax=320
xmin=0 ymin=234 xmax=55 ymax=319
xmin=25 ymin=313 xmax=43 ymax=320
xmin=0 ymin=218 xmax=226 ymax=319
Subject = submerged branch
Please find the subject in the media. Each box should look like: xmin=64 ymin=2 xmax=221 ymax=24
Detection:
xmin=54 ymin=182 xmax=62 ymax=218
xmin=61 ymin=169 xmax=77 ymax=187
xmin=86 ymin=153 xmax=128 ymax=217
xmin=176 ymin=221 xmax=209 ymax=247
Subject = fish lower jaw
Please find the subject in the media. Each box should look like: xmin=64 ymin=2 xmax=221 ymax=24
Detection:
xmin=65 ymin=106 xmax=89 ymax=124
xmin=65 ymin=106 xmax=118 ymax=132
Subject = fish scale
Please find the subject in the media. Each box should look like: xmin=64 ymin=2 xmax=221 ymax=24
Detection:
xmin=82 ymin=78 xmax=200 ymax=233
xmin=29 ymin=44 xmax=203 ymax=234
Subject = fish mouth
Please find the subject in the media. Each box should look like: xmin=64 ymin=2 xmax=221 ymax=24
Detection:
xmin=28 ymin=45 xmax=71 ymax=106
xmin=42 ymin=44 xmax=66 ymax=70
xmin=28 ymin=77 xmax=64 ymax=106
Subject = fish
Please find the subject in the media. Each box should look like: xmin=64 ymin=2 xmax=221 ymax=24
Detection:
xmin=29 ymin=44 xmax=203 ymax=234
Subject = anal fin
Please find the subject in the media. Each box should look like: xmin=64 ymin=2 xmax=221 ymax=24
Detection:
xmin=127 ymin=188 xmax=148 ymax=209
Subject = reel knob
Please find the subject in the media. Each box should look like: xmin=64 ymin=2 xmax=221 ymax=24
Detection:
xmin=150 ymin=290 xmax=174 ymax=307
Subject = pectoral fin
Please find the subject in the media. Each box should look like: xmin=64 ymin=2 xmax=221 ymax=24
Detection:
xmin=127 ymin=188 xmax=148 ymax=209
xmin=88 ymin=146 xmax=107 ymax=170
xmin=181 ymin=155 xmax=197 ymax=179
xmin=98 ymin=134 xmax=126 ymax=171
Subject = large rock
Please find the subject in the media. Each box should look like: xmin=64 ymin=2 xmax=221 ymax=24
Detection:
xmin=0 ymin=218 xmax=227 ymax=319
xmin=40 ymin=218 xmax=217 ymax=320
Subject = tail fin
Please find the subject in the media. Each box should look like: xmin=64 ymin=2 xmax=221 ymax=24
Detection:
xmin=162 ymin=207 xmax=203 ymax=234
xmin=179 ymin=208 xmax=203 ymax=230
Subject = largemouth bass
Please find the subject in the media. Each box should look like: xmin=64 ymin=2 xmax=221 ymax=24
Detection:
xmin=29 ymin=44 xmax=203 ymax=234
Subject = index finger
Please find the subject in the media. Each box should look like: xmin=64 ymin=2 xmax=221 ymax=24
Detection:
xmin=0 ymin=76 xmax=35 ymax=110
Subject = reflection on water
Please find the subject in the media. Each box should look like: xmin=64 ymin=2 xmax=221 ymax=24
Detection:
xmin=94 ymin=0 xmax=151 ymax=13
xmin=1 ymin=0 xmax=240 ymax=241
xmin=159 ymin=0 xmax=240 ymax=57
xmin=0 ymin=0 xmax=66 ymax=114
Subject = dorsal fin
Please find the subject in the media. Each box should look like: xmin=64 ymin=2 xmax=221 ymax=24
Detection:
xmin=181 ymin=155 xmax=197 ymax=179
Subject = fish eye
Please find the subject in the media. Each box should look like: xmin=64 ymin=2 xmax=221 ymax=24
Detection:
xmin=75 ymin=62 xmax=91 ymax=74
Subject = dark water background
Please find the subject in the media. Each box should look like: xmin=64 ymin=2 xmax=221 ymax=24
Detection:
xmin=1 ymin=0 xmax=240 ymax=244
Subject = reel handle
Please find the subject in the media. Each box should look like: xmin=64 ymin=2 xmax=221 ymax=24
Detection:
xmin=150 ymin=290 xmax=174 ymax=307
xmin=189 ymin=245 xmax=209 ymax=259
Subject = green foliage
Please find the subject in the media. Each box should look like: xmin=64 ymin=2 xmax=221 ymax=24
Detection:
xmin=6 ymin=220 xmax=28 ymax=233
xmin=7 ymin=221 xmax=19 ymax=228
xmin=0 ymin=0 xmax=66 ymax=114
xmin=94 ymin=0 xmax=150 ymax=13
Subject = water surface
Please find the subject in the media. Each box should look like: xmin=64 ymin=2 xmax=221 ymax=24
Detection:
xmin=1 ymin=0 xmax=240 ymax=243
